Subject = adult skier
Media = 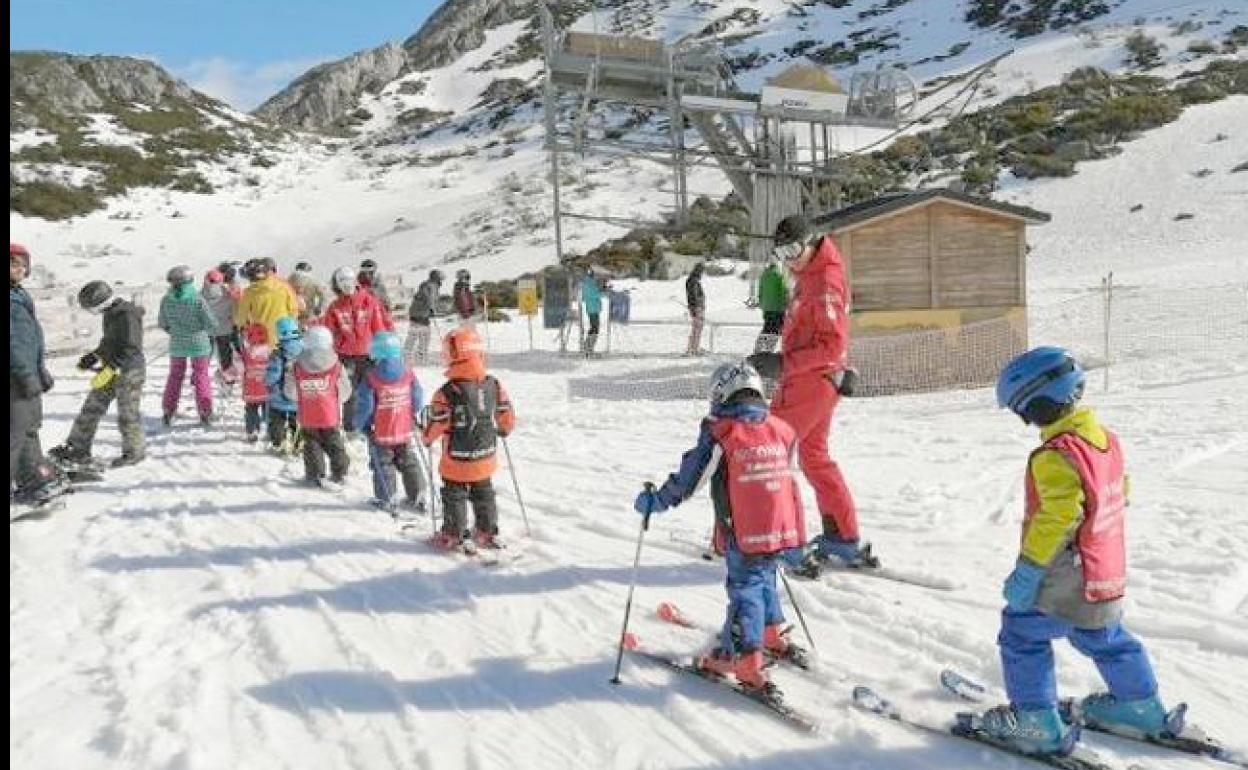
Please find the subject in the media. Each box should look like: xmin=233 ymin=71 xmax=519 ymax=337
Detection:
xmin=325 ymin=265 xmax=393 ymax=434
xmin=159 ymin=265 xmax=216 ymax=425
xmin=685 ymin=262 xmax=706 ymax=355
xmin=452 ymin=269 xmax=476 ymax=321
xmin=404 ymin=269 xmax=443 ymax=365
xmin=765 ymin=215 xmax=864 ymax=574
xmin=580 ymin=266 xmax=603 ymax=357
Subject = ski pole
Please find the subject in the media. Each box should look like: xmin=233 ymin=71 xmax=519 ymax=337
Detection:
xmin=500 ymin=435 xmax=532 ymax=537
xmin=610 ymin=482 xmax=655 ymax=685
xmin=778 ymin=569 xmax=817 ymax=654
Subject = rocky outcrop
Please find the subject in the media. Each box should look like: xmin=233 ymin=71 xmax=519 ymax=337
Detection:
xmin=10 ymin=52 xmax=205 ymax=118
xmin=402 ymin=0 xmax=533 ymax=71
xmin=253 ymin=43 xmax=408 ymax=131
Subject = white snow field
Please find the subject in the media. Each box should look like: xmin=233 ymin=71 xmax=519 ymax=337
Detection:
xmin=11 ymin=92 xmax=1248 ymax=769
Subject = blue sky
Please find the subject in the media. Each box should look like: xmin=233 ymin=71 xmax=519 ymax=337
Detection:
xmin=10 ymin=0 xmax=441 ymax=110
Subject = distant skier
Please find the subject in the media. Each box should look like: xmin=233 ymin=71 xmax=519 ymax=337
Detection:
xmin=357 ymin=258 xmax=392 ymax=312
xmin=352 ymin=330 xmax=427 ymax=515
xmin=159 ymin=265 xmax=217 ymax=425
xmin=201 ymin=268 xmax=239 ymax=385
xmin=971 ymin=346 xmax=1176 ymax=756
xmin=753 ymin=257 xmax=788 ymax=354
xmin=264 ymin=316 xmax=303 ymax=453
xmin=580 ymin=265 xmax=602 ymax=357
xmin=50 ymin=280 xmax=147 ymax=468
xmin=10 ymin=242 xmax=65 ymax=507
xmin=422 ymin=327 xmax=515 ymax=550
xmin=765 ymin=215 xmax=864 ymax=576
xmin=632 ymin=360 xmax=807 ymax=697
xmin=325 ymin=265 xmax=393 ymax=435
xmin=404 ymin=269 xmax=443 ymax=365
xmin=284 ymin=325 xmax=352 ymax=488
xmin=683 ymin=263 xmax=706 ymax=355
xmin=288 ymin=262 xmax=327 ymax=325
xmin=238 ymin=323 xmax=271 ymax=444
xmin=452 ymin=269 xmax=476 ymax=321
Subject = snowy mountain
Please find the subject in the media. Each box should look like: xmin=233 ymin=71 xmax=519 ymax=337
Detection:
xmin=10 ymin=52 xmax=303 ymax=226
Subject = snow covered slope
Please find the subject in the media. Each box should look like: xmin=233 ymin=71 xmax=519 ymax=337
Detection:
xmin=11 ymin=96 xmax=1247 ymax=770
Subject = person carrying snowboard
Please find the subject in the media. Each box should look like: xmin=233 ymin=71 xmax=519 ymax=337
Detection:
xmin=422 ymin=326 xmax=515 ymax=550
xmin=632 ymin=360 xmax=807 ymax=698
xmin=239 ymin=323 xmax=271 ymax=443
xmin=264 ymin=316 xmax=303 ymax=453
xmin=352 ymin=330 xmax=427 ymax=515
xmin=50 ymin=280 xmax=147 ymax=469
xmin=972 ymin=346 xmax=1177 ymax=756
xmin=283 ymin=324 xmax=352 ymax=487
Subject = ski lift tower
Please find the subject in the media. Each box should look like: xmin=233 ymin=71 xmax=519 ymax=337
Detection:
xmin=539 ymin=2 xmax=916 ymax=289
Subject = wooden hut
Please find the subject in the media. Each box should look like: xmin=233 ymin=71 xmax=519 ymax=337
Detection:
xmin=812 ymin=190 xmax=1051 ymax=392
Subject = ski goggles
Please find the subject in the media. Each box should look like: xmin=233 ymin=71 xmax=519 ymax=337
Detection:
xmin=771 ymin=240 xmax=806 ymax=263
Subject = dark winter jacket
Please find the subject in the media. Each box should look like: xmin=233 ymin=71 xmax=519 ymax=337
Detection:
xmin=265 ymin=338 xmax=303 ymax=413
xmin=685 ymin=267 xmax=705 ymax=313
xmin=352 ymin=357 xmax=425 ymax=433
xmin=408 ymin=278 xmax=442 ymax=324
xmin=453 ymin=279 xmax=476 ymax=319
xmin=96 ymin=299 xmax=146 ymax=372
xmin=10 ymin=284 xmax=48 ymax=397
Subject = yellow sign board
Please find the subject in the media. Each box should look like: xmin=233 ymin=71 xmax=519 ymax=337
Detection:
xmin=517 ymin=279 xmax=538 ymax=316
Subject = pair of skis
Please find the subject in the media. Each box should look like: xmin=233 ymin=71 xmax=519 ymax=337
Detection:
xmin=625 ymin=602 xmax=1245 ymax=769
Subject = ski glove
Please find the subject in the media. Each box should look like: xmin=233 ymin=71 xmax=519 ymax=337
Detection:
xmin=1003 ymin=559 xmax=1047 ymax=612
xmin=633 ymin=488 xmax=668 ymax=515
xmin=39 ymin=365 xmax=55 ymax=393
xmin=77 ymin=352 xmax=100 ymax=371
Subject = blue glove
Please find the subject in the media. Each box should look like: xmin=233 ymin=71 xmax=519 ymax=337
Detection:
xmin=633 ymin=488 xmax=668 ymax=515
xmin=1003 ymin=559 xmax=1047 ymax=612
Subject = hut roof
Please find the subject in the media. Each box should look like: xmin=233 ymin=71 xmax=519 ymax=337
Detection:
xmin=814 ymin=189 xmax=1051 ymax=232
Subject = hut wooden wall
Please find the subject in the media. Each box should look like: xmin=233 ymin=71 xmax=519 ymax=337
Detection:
xmin=835 ymin=201 xmax=1025 ymax=311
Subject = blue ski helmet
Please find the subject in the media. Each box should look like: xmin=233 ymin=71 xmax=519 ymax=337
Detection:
xmin=369 ymin=330 xmax=402 ymax=360
xmin=996 ymin=346 xmax=1085 ymax=425
xmin=275 ymin=316 xmax=301 ymax=341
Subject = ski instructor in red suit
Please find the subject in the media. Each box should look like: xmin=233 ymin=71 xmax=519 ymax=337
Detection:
xmin=766 ymin=214 xmax=873 ymax=577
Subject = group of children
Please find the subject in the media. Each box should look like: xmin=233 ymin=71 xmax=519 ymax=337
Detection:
xmin=231 ymin=307 xmax=515 ymax=549
xmin=636 ymin=346 xmax=1180 ymax=758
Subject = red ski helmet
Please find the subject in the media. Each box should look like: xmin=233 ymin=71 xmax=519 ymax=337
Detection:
xmin=10 ymin=242 xmax=31 ymax=269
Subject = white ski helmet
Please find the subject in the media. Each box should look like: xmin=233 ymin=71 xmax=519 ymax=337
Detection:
xmin=304 ymin=325 xmax=334 ymax=352
xmin=708 ymin=360 xmax=764 ymax=406
xmin=332 ymin=266 xmax=357 ymax=293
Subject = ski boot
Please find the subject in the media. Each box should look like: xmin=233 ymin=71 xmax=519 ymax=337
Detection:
xmin=696 ymin=649 xmax=777 ymax=695
xmin=370 ymin=497 xmax=400 ymax=516
xmin=49 ymin=444 xmax=94 ymax=469
xmin=1076 ymin=693 xmax=1176 ymax=739
xmin=429 ymin=530 xmax=464 ymax=551
xmin=973 ymin=704 xmax=1078 ymax=756
xmin=472 ymin=529 xmax=504 ymax=550
xmin=764 ymin=623 xmax=811 ymax=669
xmin=110 ymin=454 xmax=144 ymax=469
xmin=244 ymin=431 xmax=259 ymax=444
xmin=162 ymin=412 xmax=175 ymax=427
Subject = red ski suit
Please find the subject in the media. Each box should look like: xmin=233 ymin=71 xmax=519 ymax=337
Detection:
xmin=770 ymin=235 xmax=858 ymax=539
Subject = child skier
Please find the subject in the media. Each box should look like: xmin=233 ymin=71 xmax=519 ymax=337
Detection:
xmin=264 ymin=316 xmax=303 ymax=453
xmin=974 ymin=346 xmax=1176 ymax=756
xmin=632 ymin=360 xmax=807 ymax=698
xmin=201 ymin=268 xmax=239 ymax=386
xmin=239 ymin=323 xmax=271 ymax=443
xmin=159 ymin=264 xmax=217 ymax=425
xmin=422 ymin=327 xmax=515 ymax=550
xmin=50 ymin=280 xmax=147 ymax=468
xmin=352 ymin=330 xmax=427 ymax=515
xmin=284 ymin=325 xmax=352 ymax=487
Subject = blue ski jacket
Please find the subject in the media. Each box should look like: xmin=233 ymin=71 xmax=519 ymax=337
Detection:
xmin=352 ymin=357 xmax=425 ymax=433
xmin=265 ymin=338 xmax=303 ymax=413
